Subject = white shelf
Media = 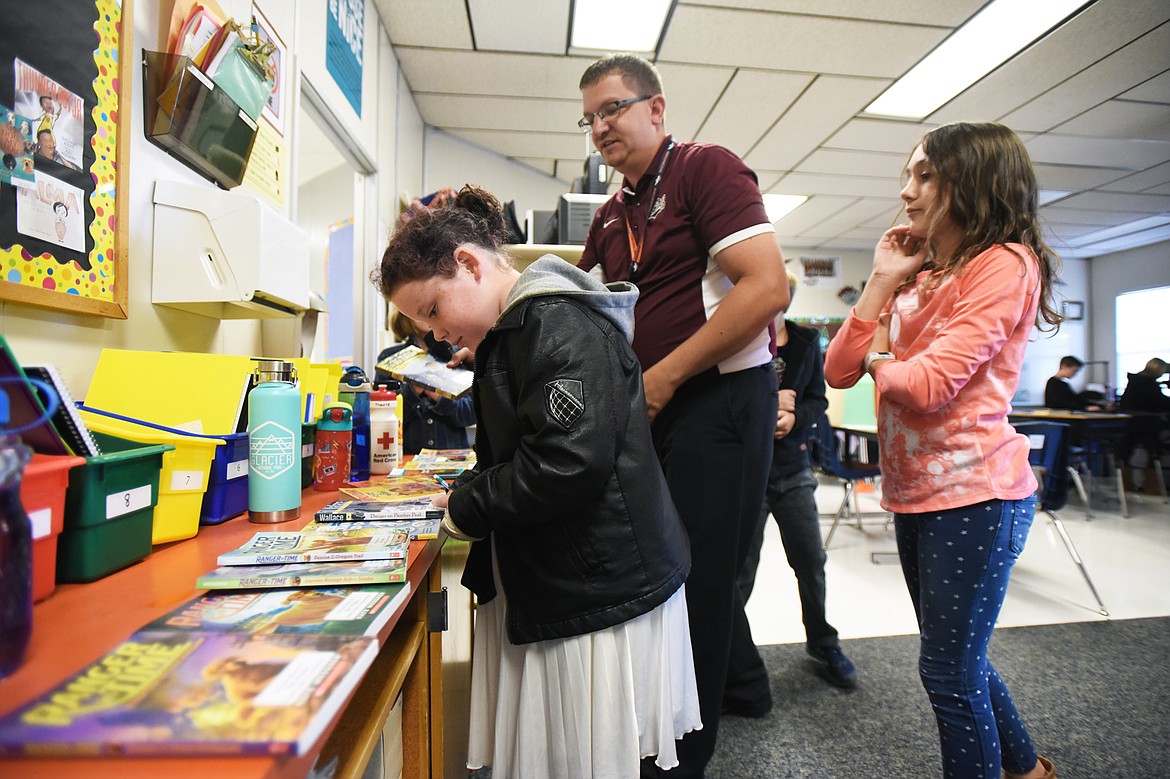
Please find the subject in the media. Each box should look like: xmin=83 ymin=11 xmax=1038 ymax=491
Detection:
xmin=506 ymin=243 xmax=584 ymax=268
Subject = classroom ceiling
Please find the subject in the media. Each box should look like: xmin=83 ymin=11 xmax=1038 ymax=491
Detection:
xmin=375 ymin=0 xmax=1170 ymax=259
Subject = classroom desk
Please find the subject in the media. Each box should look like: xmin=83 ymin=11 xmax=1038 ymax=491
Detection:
xmin=0 ymin=488 xmax=448 ymax=779
xmin=1009 ymin=408 xmax=1133 ymax=517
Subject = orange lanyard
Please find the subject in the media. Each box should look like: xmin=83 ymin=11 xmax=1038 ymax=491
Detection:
xmin=624 ymin=140 xmax=674 ymax=277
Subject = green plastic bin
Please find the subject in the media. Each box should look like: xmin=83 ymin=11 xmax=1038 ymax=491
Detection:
xmin=57 ymin=431 xmax=172 ymax=583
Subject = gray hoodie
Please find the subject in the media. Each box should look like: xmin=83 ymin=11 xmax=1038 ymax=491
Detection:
xmin=502 ymin=255 xmax=638 ymax=344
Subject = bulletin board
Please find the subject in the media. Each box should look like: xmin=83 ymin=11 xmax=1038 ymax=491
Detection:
xmin=0 ymin=0 xmax=132 ymax=318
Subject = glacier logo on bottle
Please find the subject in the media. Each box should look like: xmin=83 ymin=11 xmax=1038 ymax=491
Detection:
xmin=249 ymin=421 xmax=297 ymax=479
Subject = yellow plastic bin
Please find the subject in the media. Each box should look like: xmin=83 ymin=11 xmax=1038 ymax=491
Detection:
xmin=78 ymin=408 xmax=224 ymax=544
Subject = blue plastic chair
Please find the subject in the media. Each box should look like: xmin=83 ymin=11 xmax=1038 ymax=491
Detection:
xmin=810 ymin=415 xmax=884 ymax=550
xmin=1014 ymin=421 xmax=1109 ymax=616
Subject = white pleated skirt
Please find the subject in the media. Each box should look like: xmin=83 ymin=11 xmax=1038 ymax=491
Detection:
xmin=466 ymin=569 xmax=701 ymax=779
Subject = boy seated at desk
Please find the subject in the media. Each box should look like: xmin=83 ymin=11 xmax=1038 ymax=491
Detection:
xmin=1045 ymin=355 xmax=1104 ymax=411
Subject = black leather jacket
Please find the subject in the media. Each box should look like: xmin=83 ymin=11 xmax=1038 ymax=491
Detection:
xmin=447 ymin=259 xmax=690 ymax=645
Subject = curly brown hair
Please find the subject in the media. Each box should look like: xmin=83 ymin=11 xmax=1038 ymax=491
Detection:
xmin=901 ymin=122 xmax=1062 ymax=330
xmin=371 ymin=185 xmax=512 ymax=299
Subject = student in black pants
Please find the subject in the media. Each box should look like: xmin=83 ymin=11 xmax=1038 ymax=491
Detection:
xmin=729 ymin=273 xmax=857 ymax=699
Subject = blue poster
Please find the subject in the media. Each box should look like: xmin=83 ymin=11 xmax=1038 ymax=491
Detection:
xmin=326 ymin=0 xmax=363 ymax=117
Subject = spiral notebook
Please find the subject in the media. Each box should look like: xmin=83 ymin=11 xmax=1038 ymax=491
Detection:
xmin=0 ymin=336 xmax=69 ymax=456
xmin=23 ymin=364 xmax=102 ymax=457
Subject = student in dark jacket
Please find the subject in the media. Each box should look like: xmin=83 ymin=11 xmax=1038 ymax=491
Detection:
xmin=1044 ymin=355 xmax=1101 ymax=410
xmin=374 ymin=309 xmax=476 ymax=454
xmin=728 ymin=272 xmax=857 ymax=700
xmin=372 ymin=185 xmax=699 ymax=779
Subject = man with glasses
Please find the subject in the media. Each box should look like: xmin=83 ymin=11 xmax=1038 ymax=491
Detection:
xmin=577 ymin=53 xmax=789 ymax=778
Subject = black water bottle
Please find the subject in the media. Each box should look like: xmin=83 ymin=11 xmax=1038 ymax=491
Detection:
xmin=0 ymin=390 xmax=33 ymax=679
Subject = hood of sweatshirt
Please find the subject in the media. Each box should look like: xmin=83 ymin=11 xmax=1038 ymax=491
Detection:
xmin=501 ymin=255 xmax=638 ymax=343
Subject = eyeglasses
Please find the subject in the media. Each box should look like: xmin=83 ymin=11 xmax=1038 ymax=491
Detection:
xmin=578 ymin=95 xmax=653 ymax=132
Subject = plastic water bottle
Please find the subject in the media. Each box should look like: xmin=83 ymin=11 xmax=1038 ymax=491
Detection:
xmin=339 ymin=368 xmax=371 ymax=481
xmin=369 ymin=386 xmax=399 ymax=474
xmin=0 ymin=389 xmax=33 ymax=678
xmin=313 ymin=402 xmax=353 ymax=491
xmin=248 ymin=360 xmax=302 ymax=523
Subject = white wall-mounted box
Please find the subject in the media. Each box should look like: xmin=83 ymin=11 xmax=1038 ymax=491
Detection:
xmin=152 ymin=180 xmax=310 ymax=319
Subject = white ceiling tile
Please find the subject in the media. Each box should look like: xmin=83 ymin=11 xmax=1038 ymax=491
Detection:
xmin=659 ymin=5 xmax=946 ymax=78
xmin=1054 ymin=100 xmax=1170 ymax=142
xmin=769 ymin=171 xmax=898 ymax=199
xmin=1097 ymin=161 xmax=1170 ymax=193
xmin=745 ymin=76 xmax=888 ymax=170
xmin=1033 ymin=163 xmax=1139 ymax=191
xmin=1049 ymin=190 xmax=1170 ymax=214
xmin=1042 ymin=205 xmax=1157 ymax=226
xmin=824 ymin=118 xmax=937 ymax=155
xmin=766 ymin=195 xmax=856 ymax=234
xmin=678 ymin=0 xmax=984 ymax=27
xmin=1027 ymin=134 xmax=1170 ymax=171
xmin=1000 ymin=23 xmax=1170 ymax=132
xmin=1121 ymin=70 xmax=1170 ymax=104
xmin=653 ymin=63 xmax=738 ymax=144
xmin=414 ymin=93 xmax=580 ymax=133
xmin=374 ymin=0 xmax=473 ymax=48
xmin=397 ymin=48 xmax=593 ymax=98
xmin=693 ymin=70 xmax=814 ymax=156
xmin=468 ymin=0 xmax=568 ymax=54
xmin=446 ymin=128 xmax=588 ymax=159
xmin=796 ymin=148 xmax=907 ymax=179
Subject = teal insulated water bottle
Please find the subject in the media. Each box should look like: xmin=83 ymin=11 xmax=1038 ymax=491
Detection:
xmin=248 ymin=360 xmax=302 ymax=523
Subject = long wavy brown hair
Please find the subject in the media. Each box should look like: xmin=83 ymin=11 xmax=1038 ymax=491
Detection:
xmin=903 ymin=122 xmax=1062 ymax=330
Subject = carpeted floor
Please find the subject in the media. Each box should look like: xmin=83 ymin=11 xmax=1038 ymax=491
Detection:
xmin=708 ymin=617 xmax=1170 ymax=778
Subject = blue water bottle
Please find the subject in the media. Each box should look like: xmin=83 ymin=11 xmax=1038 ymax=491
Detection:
xmin=0 ymin=388 xmax=34 ymax=678
xmin=248 ymin=360 xmax=302 ymax=523
xmin=339 ymin=367 xmax=371 ymax=481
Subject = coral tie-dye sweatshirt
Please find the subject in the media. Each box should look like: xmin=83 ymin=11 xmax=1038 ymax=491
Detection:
xmin=824 ymin=244 xmax=1040 ymax=514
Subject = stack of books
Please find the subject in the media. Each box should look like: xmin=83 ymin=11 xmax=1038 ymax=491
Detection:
xmin=308 ymin=468 xmax=455 ymax=540
xmin=196 ymin=525 xmax=412 ymax=590
xmin=0 ymin=575 xmax=413 ymax=756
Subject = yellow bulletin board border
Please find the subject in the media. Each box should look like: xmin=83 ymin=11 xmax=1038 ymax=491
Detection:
xmin=0 ymin=0 xmax=132 ymax=319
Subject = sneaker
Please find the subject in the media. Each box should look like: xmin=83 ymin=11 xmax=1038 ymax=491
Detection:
xmin=806 ymin=645 xmax=857 ymax=688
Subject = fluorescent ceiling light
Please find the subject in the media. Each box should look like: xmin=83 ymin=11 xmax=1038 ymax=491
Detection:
xmin=863 ymin=0 xmax=1089 ymax=119
xmin=763 ymin=194 xmax=808 ymax=224
xmin=571 ymin=0 xmax=672 ymax=53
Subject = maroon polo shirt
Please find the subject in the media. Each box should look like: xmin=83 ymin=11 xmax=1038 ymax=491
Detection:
xmin=579 ymin=136 xmax=775 ymax=372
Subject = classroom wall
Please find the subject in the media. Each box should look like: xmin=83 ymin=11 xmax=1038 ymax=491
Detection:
xmin=423 ymin=129 xmax=569 ymax=226
xmin=1087 ymin=238 xmax=1170 ymax=386
xmin=0 ymin=0 xmax=427 ymax=397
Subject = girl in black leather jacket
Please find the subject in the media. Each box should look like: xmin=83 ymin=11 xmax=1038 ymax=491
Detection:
xmin=373 ymin=185 xmax=699 ymax=779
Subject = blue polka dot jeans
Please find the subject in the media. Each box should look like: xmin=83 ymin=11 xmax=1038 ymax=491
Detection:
xmin=894 ymin=495 xmax=1040 ymax=779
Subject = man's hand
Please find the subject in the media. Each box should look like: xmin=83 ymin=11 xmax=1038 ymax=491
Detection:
xmin=642 ymin=364 xmax=679 ymax=424
xmin=775 ymin=409 xmax=796 ymax=439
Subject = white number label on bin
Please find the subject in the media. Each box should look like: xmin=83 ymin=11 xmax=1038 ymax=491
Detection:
xmin=107 ymin=485 xmax=151 ymax=519
xmin=302 ymin=442 xmax=315 ymax=458
xmin=170 ymin=470 xmax=205 ymax=492
xmin=226 ymin=459 xmax=248 ymax=480
xmin=29 ymin=508 xmax=51 ymax=540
